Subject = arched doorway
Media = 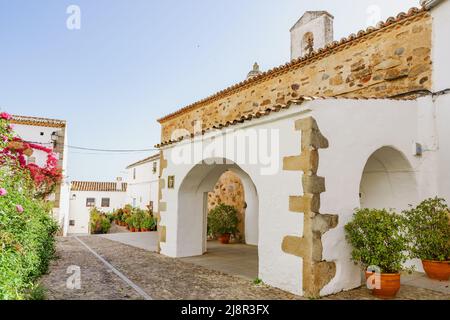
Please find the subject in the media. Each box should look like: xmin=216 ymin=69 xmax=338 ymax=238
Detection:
xmin=208 ymin=171 xmax=247 ymax=243
xmin=359 ymin=146 xmax=418 ymax=211
xmin=177 ymin=159 xmax=259 ymax=279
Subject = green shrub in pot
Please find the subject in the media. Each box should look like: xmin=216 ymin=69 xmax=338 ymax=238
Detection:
xmin=208 ymin=204 xmax=239 ymax=244
xmin=403 ymin=197 xmax=450 ymax=280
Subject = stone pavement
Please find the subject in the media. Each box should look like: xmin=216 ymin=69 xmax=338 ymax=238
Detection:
xmin=40 ymin=236 xmax=450 ymax=300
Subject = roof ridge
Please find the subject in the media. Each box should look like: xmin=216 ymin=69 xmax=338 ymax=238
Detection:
xmin=126 ymin=153 xmax=160 ymax=169
xmin=156 ymin=95 xmax=417 ymax=148
xmin=157 ymin=6 xmax=427 ymax=123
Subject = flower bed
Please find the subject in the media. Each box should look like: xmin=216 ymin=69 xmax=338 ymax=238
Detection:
xmin=0 ymin=112 xmax=60 ymax=300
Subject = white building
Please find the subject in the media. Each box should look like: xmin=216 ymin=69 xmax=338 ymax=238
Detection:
xmin=68 ymin=181 xmax=127 ymax=235
xmin=126 ymin=154 xmax=160 ymax=213
xmin=11 ymin=115 xmax=70 ymax=236
xmin=154 ymin=1 xmax=450 ymax=298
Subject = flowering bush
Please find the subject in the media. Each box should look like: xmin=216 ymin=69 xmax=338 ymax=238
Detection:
xmin=0 ymin=112 xmax=59 ymax=299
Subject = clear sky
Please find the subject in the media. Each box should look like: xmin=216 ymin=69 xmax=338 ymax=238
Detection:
xmin=0 ymin=0 xmax=418 ymax=181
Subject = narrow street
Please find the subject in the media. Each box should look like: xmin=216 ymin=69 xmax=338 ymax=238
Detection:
xmin=40 ymin=237 xmax=449 ymax=300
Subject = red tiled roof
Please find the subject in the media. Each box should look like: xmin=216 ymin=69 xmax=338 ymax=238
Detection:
xmin=157 ymin=6 xmax=427 ymax=123
xmin=71 ymin=181 xmax=127 ymax=192
xmin=11 ymin=115 xmax=66 ymax=128
xmin=156 ymin=95 xmax=416 ymax=148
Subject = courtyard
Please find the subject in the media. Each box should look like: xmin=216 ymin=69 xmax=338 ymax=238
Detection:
xmin=39 ymin=236 xmax=449 ymax=300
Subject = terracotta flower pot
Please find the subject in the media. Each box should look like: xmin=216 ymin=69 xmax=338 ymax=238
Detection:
xmin=422 ymin=260 xmax=450 ymax=281
xmin=218 ymin=233 xmax=231 ymax=244
xmin=365 ymin=272 xmax=401 ymax=299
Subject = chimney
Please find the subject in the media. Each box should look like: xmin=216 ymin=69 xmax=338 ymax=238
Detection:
xmin=290 ymin=11 xmax=334 ymax=60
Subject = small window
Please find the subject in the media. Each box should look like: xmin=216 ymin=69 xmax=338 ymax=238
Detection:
xmin=101 ymin=198 xmax=110 ymax=208
xmin=152 ymin=162 xmax=157 ymax=174
xmin=40 ymin=132 xmax=44 ymax=136
xmin=86 ymin=198 xmax=95 ymax=207
xmin=69 ymin=220 xmax=75 ymax=226
xmin=133 ymin=168 xmax=136 ymax=180
xmin=132 ymin=198 xmax=137 ymax=207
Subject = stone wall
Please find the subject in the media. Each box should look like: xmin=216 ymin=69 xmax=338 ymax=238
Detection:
xmin=207 ymin=171 xmax=246 ymax=241
xmin=160 ymin=11 xmax=431 ymax=142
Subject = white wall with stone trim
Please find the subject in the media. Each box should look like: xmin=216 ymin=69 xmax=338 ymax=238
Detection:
xmin=158 ymin=94 xmax=450 ymax=296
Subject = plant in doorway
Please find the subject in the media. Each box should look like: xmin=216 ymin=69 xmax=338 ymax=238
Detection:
xmin=207 ymin=204 xmax=239 ymax=244
xmin=345 ymin=208 xmax=410 ymax=299
xmin=403 ymin=197 xmax=450 ymax=280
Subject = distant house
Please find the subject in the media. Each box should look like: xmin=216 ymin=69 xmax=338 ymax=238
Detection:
xmin=68 ymin=180 xmax=127 ymax=235
xmin=11 ymin=115 xmax=70 ymax=236
xmin=126 ymin=153 xmax=160 ymax=213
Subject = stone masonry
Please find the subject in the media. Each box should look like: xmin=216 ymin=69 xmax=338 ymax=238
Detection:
xmin=159 ymin=9 xmax=431 ymax=142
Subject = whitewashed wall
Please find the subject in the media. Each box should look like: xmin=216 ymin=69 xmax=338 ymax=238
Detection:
xmin=159 ymin=95 xmax=449 ymax=296
xmin=126 ymin=159 xmax=159 ymax=212
xmin=68 ymin=189 xmax=126 ymax=235
xmin=160 ymin=106 xmax=311 ymax=295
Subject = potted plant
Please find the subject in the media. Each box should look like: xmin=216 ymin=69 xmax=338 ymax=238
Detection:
xmin=207 ymin=204 xmax=239 ymax=244
xmin=403 ymin=197 xmax=450 ymax=280
xmin=345 ymin=208 xmax=409 ymax=299
xmin=141 ymin=215 xmax=155 ymax=232
xmin=126 ymin=216 xmax=134 ymax=232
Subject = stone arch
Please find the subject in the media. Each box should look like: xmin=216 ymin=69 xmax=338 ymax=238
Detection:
xmin=359 ymin=146 xmax=418 ymax=211
xmin=177 ymin=158 xmax=259 ymax=257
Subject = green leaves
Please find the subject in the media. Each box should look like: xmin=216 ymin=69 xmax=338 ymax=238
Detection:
xmin=403 ymin=197 xmax=450 ymax=261
xmin=345 ymin=208 xmax=409 ymax=273
xmin=208 ymin=204 xmax=240 ymax=237
xmin=345 ymin=198 xmax=450 ymax=274
xmin=90 ymin=208 xmax=111 ymax=234
xmin=0 ymin=162 xmax=58 ymax=300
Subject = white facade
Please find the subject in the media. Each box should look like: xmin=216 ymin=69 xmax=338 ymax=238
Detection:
xmin=68 ymin=182 xmax=127 ymax=235
xmin=155 ymin=2 xmax=450 ymax=298
xmin=126 ymin=154 xmax=160 ymax=213
xmin=11 ymin=116 xmax=70 ymax=236
xmin=159 ymin=94 xmax=450 ymax=296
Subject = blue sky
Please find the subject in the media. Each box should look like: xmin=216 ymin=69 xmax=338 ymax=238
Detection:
xmin=0 ymin=0 xmax=418 ymax=181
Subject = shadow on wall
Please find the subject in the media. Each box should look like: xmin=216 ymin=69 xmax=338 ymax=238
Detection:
xmin=359 ymin=146 xmax=418 ymax=211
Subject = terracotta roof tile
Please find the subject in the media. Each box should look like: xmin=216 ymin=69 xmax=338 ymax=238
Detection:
xmin=71 ymin=181 xmax=127 ymax=192
xmin=155 ymin=95 xmax=416 ymax=148
xmin=157 ymin=6 xmax=427 ymax=123
xmin=11 ymin=115 xmax=66 ymax=128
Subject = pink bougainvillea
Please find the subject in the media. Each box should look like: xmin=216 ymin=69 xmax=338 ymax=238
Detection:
xmin=0 ymin=114 xmax=62 ymax=199
xmin=0 ymin=112 xmax=12 ymax=120
xmin=16 ymin=205 xmax=24 ymax=213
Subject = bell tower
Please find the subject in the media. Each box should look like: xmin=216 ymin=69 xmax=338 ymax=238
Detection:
xmin=290 ymin=11 xmax=334 ymax=60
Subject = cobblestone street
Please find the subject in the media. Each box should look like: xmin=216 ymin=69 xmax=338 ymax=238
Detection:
xmin=40 ymin=237 xmax=449 ymax=300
